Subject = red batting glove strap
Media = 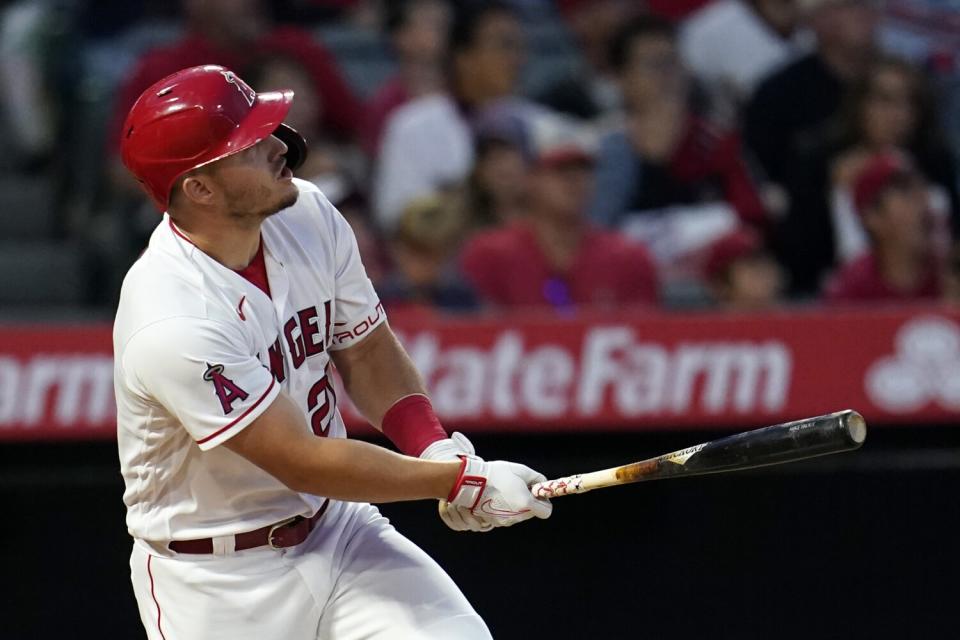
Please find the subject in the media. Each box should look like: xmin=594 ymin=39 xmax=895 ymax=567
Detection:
xmin=447 ymin=455 xmax=487 ymax=510
xmin=447 ymin=455 xmax=470 ymax=503
xmin=381 ymin=394 xmax=448 ymax=457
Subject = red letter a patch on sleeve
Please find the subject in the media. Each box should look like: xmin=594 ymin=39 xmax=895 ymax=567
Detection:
xmin=203 ymin=363 xmax=250 ymax=415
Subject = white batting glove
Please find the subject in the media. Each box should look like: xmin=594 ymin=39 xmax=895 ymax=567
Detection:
xmin=420 ymin=431 xmax=476 ymax=461
xmin=421 ymin=432 xmax=493 ymax=532
xmin=448 ymin=456 xmax=553 ymax=528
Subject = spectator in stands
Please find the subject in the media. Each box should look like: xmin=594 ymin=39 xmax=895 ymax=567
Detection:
xmin=780 ymin=56 xmax=958 ymax=295
xmin=106 ymin=0 xmax=363 ymax=195
xmin=703 ymin=227 xmax=784 ymax=310
xmin=877 ymin=1 xmax=960 ymax=172
xmin=744 ymin=0 xmax=879 ymax=187
xmin=825 ymin=152 xmax=943 ymax=303
xmin=460 ymin=119 xmax=658 ymax=310
xmin=374 ymin=1 xmax=543 ymax=230
xmin=535 ymin=0 xmax=639 ymax=121
xmin=679 ymin=0 xmax=807 ymax=125
xmin=361 ymin=0 xmax=451 ymax=156
xmin=379 ymin=194 xmax=477 ymax=312
xmin=589 ymin=16 xmax=767 ymax=229
xmin=455 ymin=118 xmax=530 ymax=229
xmin=0 ymin=1 xmax=60 ymax=168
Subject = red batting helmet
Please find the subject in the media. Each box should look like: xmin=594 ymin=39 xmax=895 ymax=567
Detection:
xmin=120 ymin=64 xmax=308 ymax=211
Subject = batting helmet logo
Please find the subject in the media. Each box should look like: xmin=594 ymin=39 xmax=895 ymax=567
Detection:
xmin=220 ymin=70 xmax=256 ymax=107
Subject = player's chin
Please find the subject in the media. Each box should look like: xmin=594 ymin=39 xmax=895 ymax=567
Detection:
xmin=257 ymin=185 xmax=299 ymax=219
xmin=276 ymin=188 xmax=299 ymax=213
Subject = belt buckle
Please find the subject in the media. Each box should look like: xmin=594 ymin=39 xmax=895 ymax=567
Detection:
xmin=267 ymin=516 xmax=299 ymax=549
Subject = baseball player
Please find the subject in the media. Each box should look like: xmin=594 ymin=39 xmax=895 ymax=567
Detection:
xmin=113 ymin=64 xmax=552 ymax=640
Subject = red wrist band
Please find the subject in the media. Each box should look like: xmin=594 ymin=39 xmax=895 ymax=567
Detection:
xmin=381 ymin=394 xmax=448 ymax=457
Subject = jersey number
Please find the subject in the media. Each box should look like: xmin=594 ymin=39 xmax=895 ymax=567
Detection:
xmin=306 ymin=375 xmax=336 ymax=436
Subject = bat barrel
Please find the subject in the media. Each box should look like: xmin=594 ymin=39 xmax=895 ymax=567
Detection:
xmin=736 ymin=409 xmax=866 ymax=457
xmin=661 ymin=409 xmax=867 ymax=478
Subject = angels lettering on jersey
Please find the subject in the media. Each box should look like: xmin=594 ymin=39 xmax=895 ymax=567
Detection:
xmin=226 ymin=298 xmax=385 ymax=437
xmin=265 ymin=300 xmax=337 ymax=437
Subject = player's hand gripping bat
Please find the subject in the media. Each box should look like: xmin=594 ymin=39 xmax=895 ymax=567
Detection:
xmin=530 ymin=410 xmax=867 ymax=499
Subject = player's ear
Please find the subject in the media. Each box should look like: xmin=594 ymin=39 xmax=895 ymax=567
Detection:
xmin=180 ymin=174 xmax=217 ymax=206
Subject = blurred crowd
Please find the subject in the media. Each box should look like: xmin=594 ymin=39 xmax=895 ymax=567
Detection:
xmin=1 ymin=0 xmax=959 ymax=315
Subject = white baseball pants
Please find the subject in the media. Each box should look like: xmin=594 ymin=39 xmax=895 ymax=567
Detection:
xmin=130 ymin=500 xmax=492 ymax=639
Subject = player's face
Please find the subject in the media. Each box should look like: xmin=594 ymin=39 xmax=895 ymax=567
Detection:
xmin=208 ymin=135 xmax=300 ymax=221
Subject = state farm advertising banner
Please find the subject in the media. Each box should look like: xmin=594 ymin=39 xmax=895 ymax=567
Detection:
xmin=1 ymin=307 xmax=959 ymax=441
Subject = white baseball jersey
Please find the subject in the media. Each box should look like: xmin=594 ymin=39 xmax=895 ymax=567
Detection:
xmin=114 ymin=178 xmax=386 ymax=542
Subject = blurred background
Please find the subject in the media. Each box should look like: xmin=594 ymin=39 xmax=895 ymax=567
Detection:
xmin=1 ymin=0 xmax=959 ymax=637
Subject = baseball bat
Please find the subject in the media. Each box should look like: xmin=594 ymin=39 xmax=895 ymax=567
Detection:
xmin=530 ymin=410 xmax=867 ymax=499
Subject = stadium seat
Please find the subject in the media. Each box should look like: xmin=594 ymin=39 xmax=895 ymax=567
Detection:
xmin=313 ymin=25 xmax=396 ymax=98
xmin=522 ymin=19 xmax=582 ymax=97
xmin=0 ymin=173 xmax=57 ymax=239
xmin=0 ymin=241 xmax=88 ymax=305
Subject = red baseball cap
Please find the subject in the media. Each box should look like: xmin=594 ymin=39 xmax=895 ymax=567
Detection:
xmin=121 ymin=64 xmax=307 ymax=211
xmin=703 ymin=227 xmax=764 ymax=281
xmin=853 ymin=152 xmax=919 ymax=217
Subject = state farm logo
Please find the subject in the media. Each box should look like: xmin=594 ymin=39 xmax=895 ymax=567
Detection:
xmin=397 ymin=327 xmax=792 ymax=420
xmin=865 ymin=316 xmax=960 ymax=412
